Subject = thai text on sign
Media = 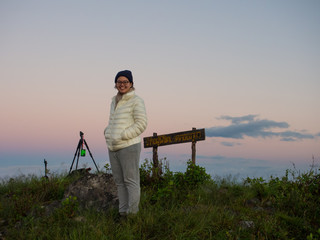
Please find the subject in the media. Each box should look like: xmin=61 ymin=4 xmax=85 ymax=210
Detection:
xmin=144 ymin=128 xmax=205 ymax=148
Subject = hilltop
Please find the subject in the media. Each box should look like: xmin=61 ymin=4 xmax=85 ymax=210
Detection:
xmin=0 ymin=159 xmax=319 ymax=240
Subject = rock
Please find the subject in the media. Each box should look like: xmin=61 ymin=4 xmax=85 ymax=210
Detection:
xmin=63 ymin=173 xmax=118 ymax=212
xmin=27 ymin=173 xmax=118 ymax=220
xmin=239 ymin=220 xmax=255 ymax=229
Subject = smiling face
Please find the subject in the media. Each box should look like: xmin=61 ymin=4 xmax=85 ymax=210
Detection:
xmin=115 ymin=76 xmax=133 ymax=95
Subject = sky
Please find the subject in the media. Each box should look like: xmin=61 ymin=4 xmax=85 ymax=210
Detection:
xmin=1 ymin=0 xmax=319 ymax=181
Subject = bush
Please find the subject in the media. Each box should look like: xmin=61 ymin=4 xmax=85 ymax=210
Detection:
xmin=139 ymin=159 xmax=212 ymax=204
xmin=244 ymin=166 xmax=320 ymax=239
xmin=184 ymin=160 xmax=211 ymax=188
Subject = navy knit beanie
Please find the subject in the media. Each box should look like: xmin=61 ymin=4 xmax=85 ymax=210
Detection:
xmin=114 ymin=70 xmax=133 ymax=83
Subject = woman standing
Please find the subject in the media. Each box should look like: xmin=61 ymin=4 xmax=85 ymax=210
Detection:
xmin=104 ymin=70 xmax=147 ymax=216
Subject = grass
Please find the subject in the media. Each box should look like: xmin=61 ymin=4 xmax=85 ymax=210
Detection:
xmin=0 ymin=159 xmax=319 ymax=240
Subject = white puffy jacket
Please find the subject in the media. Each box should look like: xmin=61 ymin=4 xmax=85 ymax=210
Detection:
xmin=104 ymin=90 xmax=147 ymax=151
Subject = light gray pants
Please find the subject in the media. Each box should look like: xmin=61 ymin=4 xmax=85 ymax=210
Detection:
xmin=108 ymin=143 xmax=141 ymax=215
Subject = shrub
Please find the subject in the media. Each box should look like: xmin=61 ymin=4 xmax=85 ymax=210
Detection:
xmin=184 ymin=160 xmax=211 ymax=188
xmin=139 ymin=158 xmax=211 ymax=204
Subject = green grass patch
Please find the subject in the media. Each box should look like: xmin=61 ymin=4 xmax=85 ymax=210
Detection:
xmin=0 ymin=159 xmax=319 ymax=239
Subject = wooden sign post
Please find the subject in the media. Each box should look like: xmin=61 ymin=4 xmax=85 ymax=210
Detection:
xmin=152 ymin=132 xmax=159 ymax=169
xmin=143 ymin=128 xmax=206 ymax=170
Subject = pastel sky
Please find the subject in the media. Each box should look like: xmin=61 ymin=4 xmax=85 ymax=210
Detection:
xmin=1 ymin=1 xmax=319 ymax=180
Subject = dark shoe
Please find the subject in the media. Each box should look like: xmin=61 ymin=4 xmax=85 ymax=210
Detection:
xmin=115 ymin=213 xmax=127 ymax=224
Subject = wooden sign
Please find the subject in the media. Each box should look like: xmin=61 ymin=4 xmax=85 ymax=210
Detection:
xmin=144 ymin=128 xmax=205 ymax=148
xmin=143 ymin=128 xmax=205 ymax=170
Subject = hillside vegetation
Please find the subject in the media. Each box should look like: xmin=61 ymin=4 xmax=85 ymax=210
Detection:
xmin=0 ymin=159 xmax=319 ymax=240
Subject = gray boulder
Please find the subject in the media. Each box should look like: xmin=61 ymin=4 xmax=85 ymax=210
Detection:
xmin=63 ymin=172 xmax=118 ymax=211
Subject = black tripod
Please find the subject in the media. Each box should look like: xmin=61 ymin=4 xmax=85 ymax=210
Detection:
xmin=69 ymin=131 xmax=99 ymax=174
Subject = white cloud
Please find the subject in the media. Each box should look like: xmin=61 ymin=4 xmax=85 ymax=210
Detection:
xmin=206 ymin=115 xmax=316 ymax=142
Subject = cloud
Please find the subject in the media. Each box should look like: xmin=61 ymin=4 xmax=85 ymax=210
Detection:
xmin=206 ymin=115 xmax=315 ymax=142
xmin=218 ymin=114 xmax=258 ymax=125
xmin=220 ymin=142 xmax=241 ymax=147
xmin=278 ymin=130 xmax=314 ymax=141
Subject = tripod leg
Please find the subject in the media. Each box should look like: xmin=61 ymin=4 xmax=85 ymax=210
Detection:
xmin=75 ymin=144 xmax=81 ymax=170
xmin=84 ymin=139 xmax=100 ymax=172
xmin=69 ymin=140 xmax=81 ymax=174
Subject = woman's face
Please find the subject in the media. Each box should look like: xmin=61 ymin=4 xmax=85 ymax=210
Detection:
xmin=116 ymin=76 xmax=133 ymax=94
